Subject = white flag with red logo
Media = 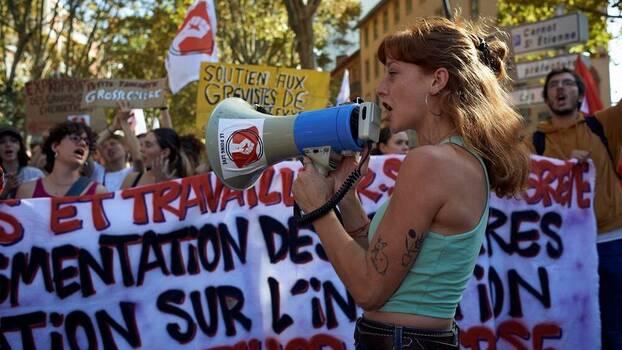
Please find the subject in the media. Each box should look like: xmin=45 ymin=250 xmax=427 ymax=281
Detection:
xmin=165 ymin=0 xmax=218 ymax=94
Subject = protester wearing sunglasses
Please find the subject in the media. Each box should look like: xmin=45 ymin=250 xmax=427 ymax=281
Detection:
xmin=16 ymin=121 xmax=107 ymax=198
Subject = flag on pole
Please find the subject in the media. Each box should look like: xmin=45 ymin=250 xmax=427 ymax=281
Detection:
xmin=166 ymin=0 xmax=218 ymax=94
xmin=336 ymin=69 xmax=350 ymax=105
xmin=574 ymin=55 xmax=604 ymax=116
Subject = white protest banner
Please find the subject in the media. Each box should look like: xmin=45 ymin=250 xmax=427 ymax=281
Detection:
xmin=458 ymin=155 xmax=600 ymax=349
xmin=0 ymin=156 xmax=599 ymax=349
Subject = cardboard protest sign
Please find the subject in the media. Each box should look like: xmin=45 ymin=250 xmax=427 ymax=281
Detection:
xmin=24 ymin=79 xmax=105 ymax=133
xmin=81 ymin=79 xmax=168 ymax=109
xmin=24 ymin=78 xmax=167 ymax=134
xmin=196 ymin=63 xmax=330 ymax=129
xmin=0 ymin=156 xmax=599 ymax=349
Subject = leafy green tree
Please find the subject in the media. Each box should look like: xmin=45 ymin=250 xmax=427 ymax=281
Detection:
xmin=1 ymin=0 xmax=359 ymax=134
xmin=284 ymin=0 xmax=360 ymax=69
xmin=105 ymin=0 xmax=360 ymax=134
xmin=0 ymin=0 xmax=125 ymax=127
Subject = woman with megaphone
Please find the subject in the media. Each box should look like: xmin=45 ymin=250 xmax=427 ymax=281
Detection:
xmin=293 ymin=17 xmax=530 ymax=350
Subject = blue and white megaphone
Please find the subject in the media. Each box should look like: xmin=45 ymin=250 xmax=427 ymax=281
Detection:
xmin=205 ymin=97 xmax=381 ymax=190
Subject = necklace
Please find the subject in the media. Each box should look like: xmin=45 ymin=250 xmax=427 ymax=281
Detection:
xmin=44 ymin=176 xmax=78 ymax=196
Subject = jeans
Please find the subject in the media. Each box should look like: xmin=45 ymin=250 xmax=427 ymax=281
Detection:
xmin=354 ymin=317 xmax=459 ymax=350
xmin=598 ymin=239 xmax=622 ymax=350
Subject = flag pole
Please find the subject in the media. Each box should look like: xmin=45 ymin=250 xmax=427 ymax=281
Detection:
xmin=442 ymin=0 xmax=453 ymax=21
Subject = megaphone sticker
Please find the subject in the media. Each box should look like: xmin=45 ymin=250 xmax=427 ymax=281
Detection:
xmin=218 ymin=119 xmax=267 ymax=179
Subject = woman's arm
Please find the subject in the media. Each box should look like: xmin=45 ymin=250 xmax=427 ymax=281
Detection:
xmin=159 ymin=106 xmax=173 ymax=129
xmin=294 ymin=147 xmax=446 ymax=310
xmin=120 ymin=172 xmax=138 ymax=190
xmin=119 ymin=112 xmax=144 ymax=172
xmin=97 ymin=111 xmax=122 ymax=145
xmin=94 ymin=184 xmax=108 ymax=194
xmin=330 ymin=154 xmax=372 ymax=248
xmin=15 ymin=180 xmax=36 ymax=199
xmin=337 ymin=195 xmax=370 ymax=248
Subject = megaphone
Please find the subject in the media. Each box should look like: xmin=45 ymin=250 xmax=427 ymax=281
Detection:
xmin=205 ymin=97 xmax=381 ymax=190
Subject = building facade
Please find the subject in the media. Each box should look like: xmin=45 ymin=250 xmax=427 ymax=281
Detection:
xmin=331 ymin=50 xmax=361 ymax=103
xmin=357 ymin=0 xmax=498 ymax=103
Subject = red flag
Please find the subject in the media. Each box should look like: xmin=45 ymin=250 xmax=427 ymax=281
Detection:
xmin=574 ymin=55 xmax=604 ymax=115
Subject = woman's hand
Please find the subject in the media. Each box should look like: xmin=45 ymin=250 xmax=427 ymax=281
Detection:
xmin=152 ymin=155 xmax=176 ymax=182
xmin=1 ymin=173 xmax=21 ymax=198
xmin=329 ymin=147 xmax=370 ymax=200
xmin=112 ymin=101 xmax=132 ymax=131
xmin=292 ymin=157 xmax=334 ymax=213
xmin=570 ymin=149 xmax=591 ymax=163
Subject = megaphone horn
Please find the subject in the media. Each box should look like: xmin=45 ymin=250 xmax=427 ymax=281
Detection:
xmin=205 ymin=97 xmax=381 ymax=190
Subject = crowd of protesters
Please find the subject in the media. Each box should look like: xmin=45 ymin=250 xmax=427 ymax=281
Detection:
xmin=1 ymin=67 xmax=622 ymax=348
xmin=0 ymin=103 xmax=211 ymax=200
xmin=0 ymin=107 xmax=415 ymax=201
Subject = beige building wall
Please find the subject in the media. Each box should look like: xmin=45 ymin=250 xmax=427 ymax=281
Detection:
xmin=357 ymin=1 xmax=612 ymax=134
xmin=358 ymin=0 xmax=499 ymax=103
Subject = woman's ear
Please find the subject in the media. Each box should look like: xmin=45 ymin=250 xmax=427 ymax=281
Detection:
xmin=161 ymin=148 xmax=171 ymax=158
xmin=51 ymin=142 xmax=60 ymax=155
xmin=378 ymin=142 xmax=388 ymax=155
xmin=430 ymin=67 xmax=449 ymax=95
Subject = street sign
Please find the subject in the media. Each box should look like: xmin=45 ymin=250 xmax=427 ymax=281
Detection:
xmin=511 ymin=13 xmax=589 ymax=54
xmin=516 ymin=54 xmax=577 ymax=81
xmin=511 ymin=86 xmax=544 ymax=107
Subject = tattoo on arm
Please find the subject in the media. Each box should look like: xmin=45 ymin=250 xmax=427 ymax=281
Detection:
xmin=370 ymin=238 xmax=389 ymax=275
xmin=401 ymin=229 xmax=425 ymax=267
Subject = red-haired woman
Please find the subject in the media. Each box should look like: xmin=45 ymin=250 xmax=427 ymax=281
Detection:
xmin=293 ymin=17 xmax=530 ymax=349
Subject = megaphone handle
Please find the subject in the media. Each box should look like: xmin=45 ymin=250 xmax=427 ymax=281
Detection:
xmin=295 ymin=141 xmax=372 ymax=228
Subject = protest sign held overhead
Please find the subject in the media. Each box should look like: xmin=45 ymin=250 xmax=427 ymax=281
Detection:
xmin=24 ymin=79 xmax=105 ymax=134
xmin=196 ymin=63 xmax=330 ymax=129
xmin=166 ymin=0 xmax=219 ymax=94
xmin=81 ymin=79 xmax=168 ymax=109
xmin=24 ymin=78 xmax=167 ymax=133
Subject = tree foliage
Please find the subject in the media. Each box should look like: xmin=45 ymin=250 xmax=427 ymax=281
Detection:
xmin=0 ymin=0 xmax=125 ymax=127
xmin=1 ymin=0 xmax=360 ymax=134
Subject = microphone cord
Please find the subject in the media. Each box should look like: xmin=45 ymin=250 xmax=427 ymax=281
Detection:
xmin=294 ymin=142 xmax=373 ymax=227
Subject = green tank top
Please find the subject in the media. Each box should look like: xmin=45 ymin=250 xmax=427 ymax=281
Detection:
xmin=368 ymin=136 xmax=490 ymax=319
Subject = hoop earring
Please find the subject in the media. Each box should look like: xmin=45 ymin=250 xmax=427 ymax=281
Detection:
xmin=425 ymin=94 xmax=442 ymax=117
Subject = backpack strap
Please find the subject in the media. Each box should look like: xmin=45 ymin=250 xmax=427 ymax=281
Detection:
xmin=585 ymin=116 xmax=615 ymax=163
xmin=65 ymin=176 xmax=92 ymax=197
xmin=532 ymin=131 xmax=546 ymax=156
xmin=585 ymin=116 xmax=622 ymax=179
